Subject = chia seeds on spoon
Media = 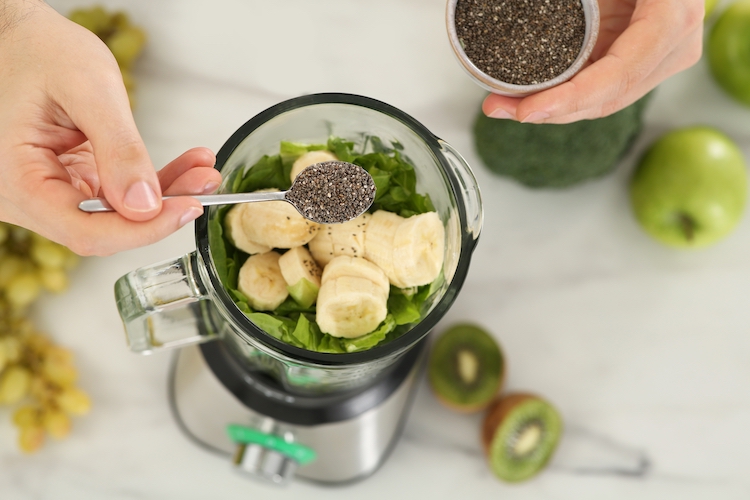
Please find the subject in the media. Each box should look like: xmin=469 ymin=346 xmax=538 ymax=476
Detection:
xmin=285 ymin=161 xmax=377 ymax=224
xmin=454 ymin=0 xmax=586 ymax=86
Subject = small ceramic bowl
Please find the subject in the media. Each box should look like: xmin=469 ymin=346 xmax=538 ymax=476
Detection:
xmin=446 ymin=0 xmax=600 ymax=97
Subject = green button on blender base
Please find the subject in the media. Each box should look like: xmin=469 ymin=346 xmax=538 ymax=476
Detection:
xmin=227 ymin=424 xmax=317 ymax=465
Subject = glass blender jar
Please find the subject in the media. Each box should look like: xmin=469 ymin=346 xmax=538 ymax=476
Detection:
xmin=114 ymin=93 xmax=483 ymax=484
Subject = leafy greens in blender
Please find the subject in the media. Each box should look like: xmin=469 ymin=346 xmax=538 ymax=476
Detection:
xmin=209 ymin=136 xmax=445 ymax=354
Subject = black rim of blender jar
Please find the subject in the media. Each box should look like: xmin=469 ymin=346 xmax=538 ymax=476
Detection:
xmin=195 ymin=93 xmax=479 ymax=366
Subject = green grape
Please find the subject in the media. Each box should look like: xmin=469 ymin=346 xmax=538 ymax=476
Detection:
xmin=68 ymin=6 xmax=112 ymax=38
xmin=5 ymin=272 xmax=41 ymax=309
xmin=0 ymin=256 xmax=25 ymax=288
xmin=18 ymin=318 xmax=34 ymax=335
xmin=43 ymin=347 xmax=78 ymax=387
xmin=111 ymin=11 xmax=131 ymax=30
xmin=40 ymin=268 xmax=69 ymax=293
xmin=9 ymin=225 xmax=31 ymax=245
xmin=0 ymin=223 xmax=9 ymax=246
xmin=25 ymin=332 xmax=51 ymax=355
xmin=30 ymin=241 xmax=67 ymax=269
xmin=29 ymin=375 xmax=53 ymax=404
xmin=0 ymin=336 xmax=22 ymax=363
xmin=46 ymin=346 xmax=74 ymax=364
xmin=43 ymin=364 xmax=78 ymax=388
xmin=12 ymin=405 xmax=40 ymax=427
xmin=0 ymin=365 xmax=32 ymax=404
xmin=43 ymin=409 xmax=71 ymax=439
xmin=63 ymin=251 xmax=80 ymax=271
xmin=56 ymin=387 xmax=91 ymax=415
xmin=106 ymin=26 xmax=146 ymax=70
xmin=18 ymin=424 xmax=45 ymax=453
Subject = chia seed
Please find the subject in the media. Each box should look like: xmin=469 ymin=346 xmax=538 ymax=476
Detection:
xmin=285 ymin=161 xmax=376 ymax=224
xmin=454 ymin=0 xmax=586 ymax=86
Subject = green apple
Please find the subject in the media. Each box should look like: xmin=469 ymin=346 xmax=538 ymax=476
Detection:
xmin=708 ymin=0 xmax=750 ymax=105
xmin=705 ymin=0 xmax=719 ymax=18
xmin=629 ymin=126 xmax=748 ymax=248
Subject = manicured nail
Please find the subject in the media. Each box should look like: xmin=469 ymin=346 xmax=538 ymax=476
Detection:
xmin=123 ymin=181 xmax=159 ymax=212
xmin=489 ymin=108 xmax=514 ymax=119
xmin=178 ymin=206 xmax=203 ymax=228
xmin=202 ymin=181 xmax=220 ymax=194
xmin=521 ymin=111 xmax=551 ymax=124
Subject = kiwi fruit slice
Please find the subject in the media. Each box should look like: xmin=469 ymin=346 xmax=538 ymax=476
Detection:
xmin=481 ymin=393 xmax=563 ymax=482
xmin=427 ymin=323 xmax=505 ymax=412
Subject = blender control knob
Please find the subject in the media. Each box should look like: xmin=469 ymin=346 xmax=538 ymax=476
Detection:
xmin=227 ymin=424 xmax=317 ymax=486
xmin=233 ymin=443 xmax=298 ymax=485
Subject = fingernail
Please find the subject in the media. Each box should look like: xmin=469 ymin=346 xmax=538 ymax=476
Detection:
xmin=521 ymin=111 xmax=551 ymax=124
xmin=123 ymin=181 xmax=159 ymax=212
xmin=178 ymin=206 xmax=203 ymax=228
xmin=202 ymin=181 xmax=220 ymax=194
xmin=489 ymin=108 xmax=514 ymax=119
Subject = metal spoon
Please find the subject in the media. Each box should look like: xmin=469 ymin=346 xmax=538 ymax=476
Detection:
xmin=77 ymin=161 xmax=376 ymax=224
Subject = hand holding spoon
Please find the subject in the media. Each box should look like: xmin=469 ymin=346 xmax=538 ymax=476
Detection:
xmin=78 ymin=161 xmax=377 ymax=224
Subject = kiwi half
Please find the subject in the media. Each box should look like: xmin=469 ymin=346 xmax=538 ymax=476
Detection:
xmin=481 ymin=393 xmax=563 ymax=482
xmin=427 ymin=323 xmax=505 ymax=412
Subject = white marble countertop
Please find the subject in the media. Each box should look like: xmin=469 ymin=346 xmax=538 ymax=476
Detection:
xmin=3 ymin=0 xmax=750 ymax=498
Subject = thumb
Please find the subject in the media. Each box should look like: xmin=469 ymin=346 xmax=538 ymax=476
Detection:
xmin=60 ymin=59 xmax=162 ymax=221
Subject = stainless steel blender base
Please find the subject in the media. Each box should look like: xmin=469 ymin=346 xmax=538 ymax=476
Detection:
xmin=168 ymin=343 xmax=426 ymax=485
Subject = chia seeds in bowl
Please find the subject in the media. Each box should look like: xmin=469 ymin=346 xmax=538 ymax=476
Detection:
xmin=446 ymin=0 xmax=600 ymax=96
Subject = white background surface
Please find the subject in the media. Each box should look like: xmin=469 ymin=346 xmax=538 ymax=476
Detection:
xmin=2 ymin=0 xmax=750 ymax=498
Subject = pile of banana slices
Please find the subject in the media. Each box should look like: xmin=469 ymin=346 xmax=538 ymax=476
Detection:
xmin=224 ymin=151 xmax=446 ymax=339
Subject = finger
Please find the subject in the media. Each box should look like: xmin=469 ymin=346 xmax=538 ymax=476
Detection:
xmin=482 ymin=94 xmax=522 ymax=120
xmin=156 ymin=147 xmax=217 ymax=188
xmin=532 ymin=25 xmax=703 ymax=124
xmin=72 ymin=199 xmax=204 ymax=256
xmin=64 ymin=167 xmax=94 ymax=197
xmin=513 ymin=0 xmax=703 ymax=122
xmin=59 ymin=144 xmax=100 ymax=196
xmin=481 ymin=58 xmax=599 ymax=120
xmin=33 ymin=126 xmax=89 ymax=156
xmin=50 ymin=34 xmax=162 ymax=222
xmin=162 ymin=167 xmax=222 ymax=196
xmin=16 ymin=173 xmax=204 ymax=256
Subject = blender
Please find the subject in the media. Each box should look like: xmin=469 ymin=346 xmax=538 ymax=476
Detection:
xmin=114 ymin=93 xmax=483 ymax=485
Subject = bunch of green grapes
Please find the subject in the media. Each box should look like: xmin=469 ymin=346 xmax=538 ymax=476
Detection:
xmin=68 ymin=6 xmax=147 ymax=108
xmin=0 ymin=223 xmax=90 ymax=453
xmin=0 ymin=224 xmax=79 ymax=308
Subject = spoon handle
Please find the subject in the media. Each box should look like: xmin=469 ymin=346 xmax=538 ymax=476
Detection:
xmin=78 ymin=191 xmax=288 ymax=213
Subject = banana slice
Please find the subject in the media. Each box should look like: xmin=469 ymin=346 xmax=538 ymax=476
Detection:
xmin=224 ymin=204 xmax=272 ymax=255
xmin=237 ymin=251 xmax=288 ymax=311
xmin=392 ymin=211 xmax=445 ymax=288
xmin=308 ymin=213 xmax=371 ymax=267
xmin=278 ymin=246 xmax=322 ymax=308
xmin=316 ymin=276 xmax=388 ymax=338
xmin=290 ymin=150 xmax=338 ymax=181
xmin=240 ymin=189 xmax=320 ymax=249
xmin=363 ymin=210 xmax=404 ymax=285
xmin=279 ymin=246 xmax=322 ymax=288
xmin=321 ymin=255 xmax=389 ymax=298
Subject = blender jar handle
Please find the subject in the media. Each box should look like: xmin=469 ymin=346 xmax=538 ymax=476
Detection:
xmin=114 ymin=252 xmax=216 ymax=354
xmin=439 ymin=139 xmax=483 ymax=240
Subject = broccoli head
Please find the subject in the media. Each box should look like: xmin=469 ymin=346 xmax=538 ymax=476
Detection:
xmin=473 ymin=93 xmax=653 ymax=188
